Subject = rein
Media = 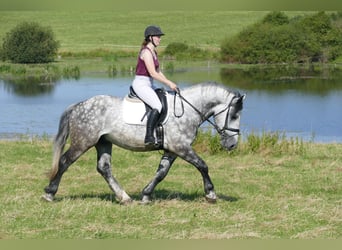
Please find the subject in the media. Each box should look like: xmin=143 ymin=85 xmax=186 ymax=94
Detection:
xmin=174 ymin=89 xmax=240 ymax=137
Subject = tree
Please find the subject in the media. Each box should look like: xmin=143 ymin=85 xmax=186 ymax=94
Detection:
xmin=220 ymin=12 xmax=342 ymax=64
xmin=1 ymin=21 xmax=59 ymax=63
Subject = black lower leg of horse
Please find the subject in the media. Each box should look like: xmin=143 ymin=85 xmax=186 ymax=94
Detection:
xmin=195 ymin=160 xmax=217 ymax=202
xmin=96 ymin=139 xmax=132 ymax=203
xmin=141 ymin=152 xmax=177 ymax=202
xmin=181 ymin=149 xmax=216 ymax=201
xmin=44 ymin=149 xmax=80 ymax=196
xmin=194 ymin=157 xmax=214 ymax=194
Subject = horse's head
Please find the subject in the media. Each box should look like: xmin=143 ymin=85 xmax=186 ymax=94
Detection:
xmin=213 ymin=93 xmax=246 ymax=151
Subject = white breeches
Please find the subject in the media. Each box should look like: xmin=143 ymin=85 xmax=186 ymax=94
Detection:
xmin=132 ymin=76 xmax=162 ymax=113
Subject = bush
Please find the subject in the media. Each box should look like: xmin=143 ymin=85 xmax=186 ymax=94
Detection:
xmin=163 ymin=42 xmax=209 ymax=60
xmin=220 ymin=11 xmax=342 ymax=64
xmin=299 ymin=12 xmax=342 ymax=62
xmin=262 ymin=11 xmax=289 ymax=25
xmin=164 ymin=42 xmax=189 ymax=56
xmin=1 ymin=21 xmax=59 ymax=63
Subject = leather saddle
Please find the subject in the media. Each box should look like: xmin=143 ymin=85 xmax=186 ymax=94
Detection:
xmin=122 ymin=87 xmax=169 ymax=149
xmin=125 ymin=86 xmax=168 ymax=125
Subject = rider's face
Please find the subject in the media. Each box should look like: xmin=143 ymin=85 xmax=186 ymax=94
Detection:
xmin=152 ymin=36 xmax=161 ymax=46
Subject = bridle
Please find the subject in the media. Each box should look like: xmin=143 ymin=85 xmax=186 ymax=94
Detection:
xmin=174 ymin=90 xmax=240 ymax=138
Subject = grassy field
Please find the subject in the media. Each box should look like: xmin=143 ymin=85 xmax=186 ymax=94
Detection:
xmin=0 ymin=136 xmax=341 ymax=239
xmin=0 ymin=11 xmax=315 ymax=53
xmin=0 ymin=11 xmax=324 ymax=78
xmin=0 ymin=11 xmax=269 ymax=77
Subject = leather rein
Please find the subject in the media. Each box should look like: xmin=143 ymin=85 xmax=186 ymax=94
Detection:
xmin=173 ymin=90 xmax=240 ymax=138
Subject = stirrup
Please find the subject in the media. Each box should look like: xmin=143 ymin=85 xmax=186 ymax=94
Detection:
xmin=144 ymin=136 xmax=155 ymax=146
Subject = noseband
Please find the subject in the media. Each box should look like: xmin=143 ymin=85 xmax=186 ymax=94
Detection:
xmin=174 ymin=90 xmax=240 ymax=138
xmin=213 ymin=99 xmax=241 ymax=138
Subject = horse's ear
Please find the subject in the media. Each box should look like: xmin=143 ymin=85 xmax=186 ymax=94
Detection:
xmin=241 ymin=94 xmax=246 ymax=101
xmin=236 ymin=94 xmax=246 ymax=104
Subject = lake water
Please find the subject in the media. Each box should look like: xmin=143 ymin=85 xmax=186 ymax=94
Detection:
xmin=1 ymin=65 xmax=342 ymax=143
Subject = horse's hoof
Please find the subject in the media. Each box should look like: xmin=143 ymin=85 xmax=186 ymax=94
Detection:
xmin=41 ymin=193 xmax=54 ymax=202
xmin=205 ymin=192 xmax=217 ymax=204
xmin=140 ymin=195 xmax=152 ymax=205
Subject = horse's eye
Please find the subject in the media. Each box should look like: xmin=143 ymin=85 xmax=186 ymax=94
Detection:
xmin=231 ymin=113 xmax=238 ymax=120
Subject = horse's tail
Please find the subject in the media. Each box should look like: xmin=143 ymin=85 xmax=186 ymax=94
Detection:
xmin=48 ymin=106 xmax=73 ymax=181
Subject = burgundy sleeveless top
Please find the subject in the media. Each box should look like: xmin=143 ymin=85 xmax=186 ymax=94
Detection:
xmin=135 ymin=47 xmax=159 ymax=77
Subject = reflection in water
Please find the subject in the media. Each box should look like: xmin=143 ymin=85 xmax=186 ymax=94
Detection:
xmin=2 ymin=78 xmax=57 ymax=96
xmin=1 ymin=64 xmax=81 ymax=96
xmin=220 ymin=64 xmax=342 ymax=96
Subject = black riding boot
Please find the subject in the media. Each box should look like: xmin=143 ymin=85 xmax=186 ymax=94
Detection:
xmin=145 ymin=109 xmax=160 ymax=145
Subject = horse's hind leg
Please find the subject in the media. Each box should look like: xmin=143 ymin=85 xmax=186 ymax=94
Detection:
xmin=43 ymin=147 xmax=85 ymax=201
xmin=141 ymin=151 xmax=177 ymax=204
xmin=95 ymin=137 xmax=132 ymax=205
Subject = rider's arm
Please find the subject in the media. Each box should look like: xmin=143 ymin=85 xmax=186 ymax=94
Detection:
xmin=142 ymin=50 xmax=178 ymax=91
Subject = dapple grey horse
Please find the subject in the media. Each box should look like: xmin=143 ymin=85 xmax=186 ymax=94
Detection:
xmin=42 ymin=82 xmax=245 ymax=204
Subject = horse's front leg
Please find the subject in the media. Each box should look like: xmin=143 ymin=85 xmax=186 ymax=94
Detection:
xmin=96 ymin=139 xmax=132 ymax=205
xmin=141 ymin=151 xmax=177 ymax=204
xmin=180 ymin=149 xmax=217 ymax=203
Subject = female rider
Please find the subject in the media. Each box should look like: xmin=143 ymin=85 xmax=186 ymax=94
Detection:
xmin=132 ymin=25 xmax=178 ymax=146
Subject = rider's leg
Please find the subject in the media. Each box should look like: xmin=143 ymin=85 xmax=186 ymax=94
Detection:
xmin=144 ymin=108 xmax=160 ymax=145
xmin=132 ymin=76 xmax=162 ymax=145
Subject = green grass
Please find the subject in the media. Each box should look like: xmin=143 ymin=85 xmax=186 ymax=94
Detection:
xmin=0 ymin=11 xmax=333 ymax=78
xmin=0 ymin=135 xmax=341 ymax=239
xmin=0 ymin=11 xmax=315 ymax=53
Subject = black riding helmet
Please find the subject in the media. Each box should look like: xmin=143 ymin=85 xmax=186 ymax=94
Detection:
xmin=144 ymin=25 xmax=165 ymax=40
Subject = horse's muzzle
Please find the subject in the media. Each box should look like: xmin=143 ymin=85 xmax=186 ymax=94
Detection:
xmin=221 ymin=137 xmax=238 ymax=151
xmin=228 ymin=143 xmax=237 ymax=151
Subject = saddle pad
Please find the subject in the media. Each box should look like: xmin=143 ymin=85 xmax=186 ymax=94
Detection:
xmin=122 ymin=96 xmax=169 ymax=125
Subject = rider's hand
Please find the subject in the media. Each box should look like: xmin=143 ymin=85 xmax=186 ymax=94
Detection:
xmin=169 ymin=82 xmax=178 ymax=92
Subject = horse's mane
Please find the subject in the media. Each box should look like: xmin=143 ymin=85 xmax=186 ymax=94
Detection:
xmin=183 ymin=82 xmax=240 ymax=98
